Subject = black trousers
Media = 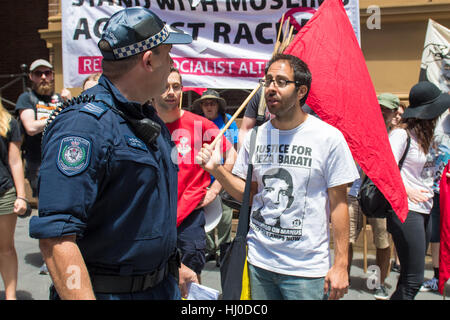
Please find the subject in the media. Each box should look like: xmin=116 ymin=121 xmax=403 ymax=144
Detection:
xmin=177 ymin=208 xmax=206 ymax=274
xmin=387 ymin=210 xmax=431 ymax=300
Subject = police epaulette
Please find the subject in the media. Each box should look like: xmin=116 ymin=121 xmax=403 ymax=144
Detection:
xmin=42 ymin=94 xmax=96 ymax=137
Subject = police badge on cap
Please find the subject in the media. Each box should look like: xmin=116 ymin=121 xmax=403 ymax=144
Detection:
xmin=98 ymin=7 xmax=192 ymax=61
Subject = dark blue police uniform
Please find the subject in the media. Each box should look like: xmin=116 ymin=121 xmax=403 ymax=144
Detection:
xmin=29 ymin=75 xmax=180 ymax=300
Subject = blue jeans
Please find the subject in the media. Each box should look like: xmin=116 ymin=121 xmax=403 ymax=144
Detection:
xmin=248 ymin=263 xmax=327 ymax=300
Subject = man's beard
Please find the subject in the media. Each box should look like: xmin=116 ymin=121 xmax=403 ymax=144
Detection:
xmin=33 ymin=80 xmax=54 ymax=96
xmin=155 ymin=97 xmax=179 ymax=111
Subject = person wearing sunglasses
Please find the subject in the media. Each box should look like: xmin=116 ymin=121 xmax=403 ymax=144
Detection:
xmin=197 ymin=54 xmax=359 ymax=300
xmin=15 ymin=59 xmax=68 ymax=275
xmin=15 ymin=59 xmax=65 ymax=200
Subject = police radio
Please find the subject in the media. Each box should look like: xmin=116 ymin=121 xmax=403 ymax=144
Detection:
xmin=124 ymin=116 xmax=161 ymax=146
xmin=94 ymin=96 xmax=161 ymax=146
xmin=43 ymin=94 xmax=161 ymax=147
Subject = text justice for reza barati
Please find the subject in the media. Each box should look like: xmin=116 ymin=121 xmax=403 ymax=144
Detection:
xmin=70 ymin=0 xmax=351 ymax=45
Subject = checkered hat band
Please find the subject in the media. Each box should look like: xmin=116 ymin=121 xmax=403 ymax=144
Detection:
xmin=113 ymin=26 xmax=169 ymax=59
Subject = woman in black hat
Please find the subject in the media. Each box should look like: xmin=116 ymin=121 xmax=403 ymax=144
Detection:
xmin=386 ymin=81 xmax=450 ymax=300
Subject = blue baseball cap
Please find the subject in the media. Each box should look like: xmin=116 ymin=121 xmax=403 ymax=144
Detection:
xmin=99 ymin=7 xmax=192 ymax=61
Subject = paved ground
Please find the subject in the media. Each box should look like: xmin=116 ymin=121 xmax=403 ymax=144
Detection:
xmin=1 ymin=209 xmax=449 ymax=300
xmin=201 ymin=249 xmax=450 ymax=301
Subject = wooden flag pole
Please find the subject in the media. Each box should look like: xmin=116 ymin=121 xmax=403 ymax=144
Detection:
xmin=179 ymin=90 xmax=183 ymax=109
xmin=363 ymin=215 xmax=368 ymax=273
xmin=272 ymin=13 xmax=285 ymax=56
xmin=287 ymin=25 xmax=295 ymax=47
xmin=277 ymin=17 xmax=294 ymax=54
xmin=210 ymin=83 xmax=261 ymax=149
xmin=209 ymin=14 xmax=292 ymax=149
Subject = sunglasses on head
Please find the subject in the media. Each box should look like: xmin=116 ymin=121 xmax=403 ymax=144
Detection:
xmin=33 ymin=70 xmax=53 ymax=77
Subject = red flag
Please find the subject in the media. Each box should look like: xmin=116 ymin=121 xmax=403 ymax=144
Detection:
xmin=283 ymin=0 xmax=408 ymax=222
xmin=183 ymin=87 xmax=207 ymax=96
xmin=439 ymin=163 xmax=450 ymax=295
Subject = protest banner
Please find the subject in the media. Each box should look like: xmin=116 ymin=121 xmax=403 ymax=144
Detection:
xmin=62 ymin=0 xmax=360 ymax=89
xmin=419 ymin=19 xmax=450 ymax=93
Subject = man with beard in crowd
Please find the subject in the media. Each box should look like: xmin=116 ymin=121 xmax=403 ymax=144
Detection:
xmin=16 ymin=59 xmax=68 ymax=199
xmin=15 ymin=59 xmax=69 ymax=275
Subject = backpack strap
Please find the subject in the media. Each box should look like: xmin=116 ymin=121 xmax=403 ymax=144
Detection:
xmin=398 ymin=131 xmax=411 ymax=171
xmin=235 ymin=126 xmax=259 ymax=236
xmin=359 ymin=131 xmax=411 ymax=184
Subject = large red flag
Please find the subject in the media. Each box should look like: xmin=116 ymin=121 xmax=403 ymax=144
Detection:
xmin=439 ymin=163 xmax=450 ymax=295
xmin=284 ymin=0 xmax=408 ymax=222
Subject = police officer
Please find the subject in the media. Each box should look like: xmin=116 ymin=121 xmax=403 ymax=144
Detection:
xmin=29 ymin=7 xmax=192 ymax=300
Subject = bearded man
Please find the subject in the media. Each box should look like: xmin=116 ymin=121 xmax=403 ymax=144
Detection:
xmin=15 ymin=59 xmax=67 ymax=199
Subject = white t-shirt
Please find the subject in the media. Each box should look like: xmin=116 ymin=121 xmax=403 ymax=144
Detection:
xmin=348 ymin=164 xmax=362 ymax=197
xmin=232 ymin=115 xmax=359 ymax=277
xmin=388 ymin=128 xmax=435 ymax=214
xmin=431 ymin=113 xmax=450 ymax=193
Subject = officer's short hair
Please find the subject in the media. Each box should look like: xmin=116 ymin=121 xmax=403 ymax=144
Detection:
xmin=101 ymin=42 xmax=161 ymax=80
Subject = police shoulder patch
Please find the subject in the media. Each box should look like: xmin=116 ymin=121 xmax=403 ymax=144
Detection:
xmin=79 ymin=103 xmax=108 ymax=119
xmin=57 ymin=136 xmax=91 ymax=176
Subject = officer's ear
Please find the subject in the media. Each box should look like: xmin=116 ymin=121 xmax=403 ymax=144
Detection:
xmin=142 ymin=50 xmax=154 ymax=72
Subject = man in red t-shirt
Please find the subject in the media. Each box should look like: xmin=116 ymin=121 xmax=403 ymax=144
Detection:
xmin=153 ymin=67 xmax=237 ymax=297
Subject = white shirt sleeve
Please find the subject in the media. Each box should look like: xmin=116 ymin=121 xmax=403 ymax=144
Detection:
xmin=324 ymin=135 xmax=360 ymax=188
xmin=232 ymin=129 xmax=251 ymax=180
xmin=388 ymin=128 xmax=408 ymax=164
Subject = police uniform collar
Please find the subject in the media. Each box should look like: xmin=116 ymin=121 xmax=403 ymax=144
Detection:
xmin=143 ymin=102 xmax=157 ymax=118
xmin=97 ymin=75 xmax=147 ymax=118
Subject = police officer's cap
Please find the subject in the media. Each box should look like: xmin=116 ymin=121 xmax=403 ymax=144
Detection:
xmin=99 ymin=7 xmax=192 ymax=61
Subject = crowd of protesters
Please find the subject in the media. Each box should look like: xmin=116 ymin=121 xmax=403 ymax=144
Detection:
xmin=0 ymin=7 xmax=449 ymax=301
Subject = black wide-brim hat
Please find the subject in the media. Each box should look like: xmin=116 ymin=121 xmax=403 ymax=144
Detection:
xmin=403 ymin=81 xmax=450 ymax=120
xmin=193 ymin=89 xmax=227 ymax=114
xmin=99 ymin=7 xmax=192 ymax=61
